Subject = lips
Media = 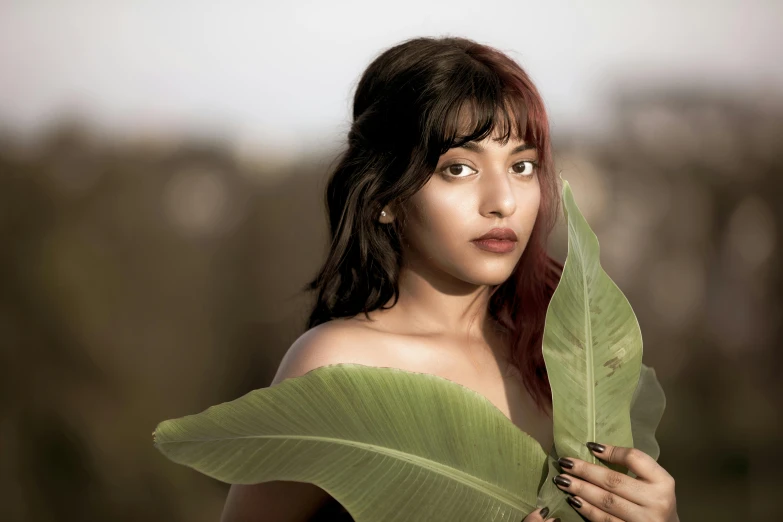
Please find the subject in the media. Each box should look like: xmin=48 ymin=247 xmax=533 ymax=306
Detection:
xmin=473 ymin=227 xmax=518 ymax=241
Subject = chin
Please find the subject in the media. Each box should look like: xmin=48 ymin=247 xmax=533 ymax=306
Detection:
xmin=458 ymin=265 xmax=517 ymax=287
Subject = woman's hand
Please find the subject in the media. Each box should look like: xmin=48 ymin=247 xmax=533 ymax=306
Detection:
xmin=552 ymin=442 xmax=679 ymax=522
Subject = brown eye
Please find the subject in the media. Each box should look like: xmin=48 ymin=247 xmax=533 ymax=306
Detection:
xmin=511 ymin=161 xmax=537 ymax=176
xmin=442 ymin=163 xmax=477 ymax=177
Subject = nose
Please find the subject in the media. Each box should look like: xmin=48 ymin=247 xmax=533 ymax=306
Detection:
xmin=478 ymin=167 xmax=517 ymax=218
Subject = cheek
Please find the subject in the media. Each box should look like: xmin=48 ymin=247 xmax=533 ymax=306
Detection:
xmin=526 ymin=185 xmax=542 ymax=223
xmin=404 ymin=192 xmax=469 ymax=246
xmin=514 ymin=178 xmax=542 ymax=227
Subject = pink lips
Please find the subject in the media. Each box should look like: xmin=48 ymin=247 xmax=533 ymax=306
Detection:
xmin=471 ymin=227 xmax=518 ymax=253
xmin=473 ymin=227 xmax=518 ymax=241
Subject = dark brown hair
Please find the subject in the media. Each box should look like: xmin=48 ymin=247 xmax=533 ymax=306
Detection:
xmin=303 ymin=36 xmax=562 ymax=414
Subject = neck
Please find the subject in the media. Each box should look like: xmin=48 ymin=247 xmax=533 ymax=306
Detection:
xmin=381 ymin=258 xmax=506 ymax=346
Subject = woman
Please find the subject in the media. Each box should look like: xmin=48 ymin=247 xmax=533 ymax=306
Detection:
xmin=220 ymin=36 xmax=679 ymax=522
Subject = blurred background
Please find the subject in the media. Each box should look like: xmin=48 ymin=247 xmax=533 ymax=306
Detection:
xmin=1 ymin=1 xmax=781 ymax=521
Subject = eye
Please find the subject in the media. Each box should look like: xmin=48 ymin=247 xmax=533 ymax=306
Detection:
xmin=441 ymin=163 xmax=478 ymax=178
xmin=511 ymin=160 xmax=538 ymax=176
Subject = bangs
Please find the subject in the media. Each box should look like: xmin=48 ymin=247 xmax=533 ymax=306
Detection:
xmin=425 ymin=66 xmax=536 ymax=157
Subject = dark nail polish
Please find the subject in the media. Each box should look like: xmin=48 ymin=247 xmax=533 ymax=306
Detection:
xmin=566 ymin=496 xmax=582 ymax=509
xmin=539 ymin=506 xmax=550 ymax=518
xmin=553 ymin=475 xmax=571 ymax=487
xmin=558 ymin=457 xmax=574 ymax=469
xmin=553 ymin=519 xmax=561 ymax=522
xmin=586 ymin=441 xmax=605 ymax=453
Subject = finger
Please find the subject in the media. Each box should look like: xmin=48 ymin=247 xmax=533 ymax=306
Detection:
xmin=553 ymin=472 xmax=643 ymax=521
xmin=557 ymin=456 xmax=648 ymax=505
xmin=565 ymin=495 xmax=624 ymax=522
xmin=521 ymin=506 xmax=551 ymax=521
xmin=587 ymin=442 xmax=667 ymax=482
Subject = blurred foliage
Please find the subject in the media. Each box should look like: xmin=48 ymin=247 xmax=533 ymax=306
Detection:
xmin=1 ymin=88 xmax=781 ymax=521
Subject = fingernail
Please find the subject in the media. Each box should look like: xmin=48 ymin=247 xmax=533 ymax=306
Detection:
xmin=558 ymin=457 xmax=574 ymax=469
xmin=553 ymin=475 xmax=571 ymax=487
xmin=586 ymin=441 xmax=605 ymax=453
xmin=553 ymin=519 xmax=561 ymax=522
xmin=566 ymin=496 xmax=582 ymax=509
xmin=539 ymin=506 xmax=550 ymax=518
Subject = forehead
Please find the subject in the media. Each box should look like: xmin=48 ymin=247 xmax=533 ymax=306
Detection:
xmin=448 ymin=97 xmax=529 ymax=145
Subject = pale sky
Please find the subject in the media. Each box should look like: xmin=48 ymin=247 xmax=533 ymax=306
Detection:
xmin=1 ymin=0 xmax=781 ymax=153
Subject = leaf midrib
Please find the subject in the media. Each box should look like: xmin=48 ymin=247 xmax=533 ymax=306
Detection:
xmin=574 ymin=215 xmax=596 ymax=461
xmin=569 ymin=214 xmax=596 ymax=458
xmin=581 ymin=248 xmax=595 ymax=456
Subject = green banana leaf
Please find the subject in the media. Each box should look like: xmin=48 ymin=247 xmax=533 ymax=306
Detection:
xmin=156 ymin=363 xmax=550 ymax=520
xmin=153 ymin=179 xmax=666 ymax=522
xmin=537 ymin=180 xmax=662 ymax=521
xmin=544 ymin=179 xmax=643 ymax=466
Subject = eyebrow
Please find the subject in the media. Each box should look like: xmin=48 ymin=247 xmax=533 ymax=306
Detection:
xmin=458 ymin=141 xmax=536 ymax=154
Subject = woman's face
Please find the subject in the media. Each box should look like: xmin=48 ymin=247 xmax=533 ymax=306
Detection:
xmin=396 ymin=132 xmax=541 ymax=287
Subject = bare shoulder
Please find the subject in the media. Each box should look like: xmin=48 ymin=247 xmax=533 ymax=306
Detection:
xmin=221 ymin=319 xmax=385 ymax=522
xmin=271 ymin=318 xmax=388 ymax=386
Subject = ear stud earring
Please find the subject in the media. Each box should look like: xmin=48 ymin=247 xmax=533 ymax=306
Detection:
xmin=381 ymin=210 xmax=387 ymax=217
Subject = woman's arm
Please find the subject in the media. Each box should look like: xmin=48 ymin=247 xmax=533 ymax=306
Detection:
xmin=220 ymin=480 xmax=332 ymax=522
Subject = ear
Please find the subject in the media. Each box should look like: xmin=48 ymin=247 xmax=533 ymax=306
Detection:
xmin=379 ymin=204 xmax=395 ymax=224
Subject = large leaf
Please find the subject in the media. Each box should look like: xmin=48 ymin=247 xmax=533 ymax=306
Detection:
xmin=537 ymin=179 xmax=646 ymax=520
xmin=543 ymin=180 xmax=644 ymax=463
xmin=154 ymin=363 xmax=550 ymax=521
xmin=153 ymin=179 xmax=666 ymax=522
